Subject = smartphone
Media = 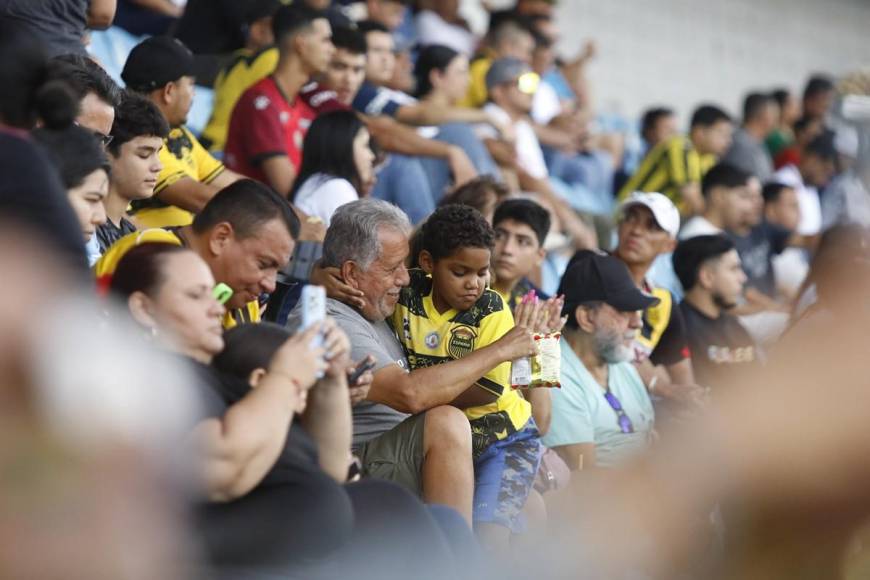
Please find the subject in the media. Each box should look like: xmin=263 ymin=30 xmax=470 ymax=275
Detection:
xmin=301 ymin=285 xmax=326 ymax=377
xmin=348 ymin=356 xmax=376 ymax=385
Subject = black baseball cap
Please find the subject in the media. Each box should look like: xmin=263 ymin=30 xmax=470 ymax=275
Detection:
xmin=559 ymin=250 xmax=659 ymax=313
xmin=121 ymin=37 xmax=196 ymax=92
xmin=246 ymin=0 xmax=284 ymax=24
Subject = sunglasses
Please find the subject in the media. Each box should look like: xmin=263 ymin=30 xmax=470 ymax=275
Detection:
xmin=603 ymin=390 xmax=635 ymax=434
xmin=516 ymin=72 xmax=540 ymax=95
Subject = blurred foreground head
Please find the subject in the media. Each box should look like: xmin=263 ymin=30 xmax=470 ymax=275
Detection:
xmin=0 ymin=225 xmax=199 ymax=579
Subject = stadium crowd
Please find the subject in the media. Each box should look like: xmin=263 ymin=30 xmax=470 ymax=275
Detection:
xmin=1 ymin=0 xmax=870 ymax=578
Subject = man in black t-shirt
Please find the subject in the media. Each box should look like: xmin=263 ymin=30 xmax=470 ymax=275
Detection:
xmin=673 ymin=235 xmax=759 ymax=390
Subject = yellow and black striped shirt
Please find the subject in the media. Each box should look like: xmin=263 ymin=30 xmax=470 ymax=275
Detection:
xmin=618 ymin=135 xmax=717 ymax=212
xmin=390 ymin=270 xmax=531 ymax=458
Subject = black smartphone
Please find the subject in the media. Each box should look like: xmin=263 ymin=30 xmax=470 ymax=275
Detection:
xmin=348 ymin=357 xmax=376 ymax=385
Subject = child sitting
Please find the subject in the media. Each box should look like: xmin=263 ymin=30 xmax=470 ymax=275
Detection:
xmin=390 ymin=203 xmax=542 ymax=548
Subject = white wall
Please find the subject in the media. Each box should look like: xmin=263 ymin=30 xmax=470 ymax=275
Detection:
xmin=463 ymin=0 xmax=870 ymax=125
xmin=559 ymin=0 xmax=870 ymax=123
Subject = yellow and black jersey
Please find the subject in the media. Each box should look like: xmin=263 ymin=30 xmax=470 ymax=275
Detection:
xmin=390 ymin=270 xmax=531 ymax=457
xmin=632 ymin=283 xmax=690 ymax=367
xmin=201 ymin=46 xmax=279 ymax=153
xmin=93 ymin=228 xmax=259 ymax=330
xmin=130 ymin=126 xmax=226 ymax=229
xmin=618 ymin=135 xmax=717 ymax=213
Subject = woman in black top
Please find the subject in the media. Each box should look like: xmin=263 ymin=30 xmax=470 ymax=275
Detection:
xmin=109 ymin=242 xmax=468 ymax=580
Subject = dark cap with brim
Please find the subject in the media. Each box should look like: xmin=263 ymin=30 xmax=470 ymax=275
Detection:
xmin=559 ymin=250 xmax=659 ymax=313
xmin=121 ymin=36 xmax=196 ymax=92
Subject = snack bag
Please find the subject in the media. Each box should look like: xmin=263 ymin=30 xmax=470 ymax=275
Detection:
xmin=530 ymin=332 xmax=561 ymax=388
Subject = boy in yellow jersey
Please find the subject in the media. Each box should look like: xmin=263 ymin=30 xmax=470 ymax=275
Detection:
xmin=390 ymin=204 xmax=541 ymax=545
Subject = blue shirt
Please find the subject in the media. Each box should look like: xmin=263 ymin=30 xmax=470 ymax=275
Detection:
xmin=543 ymin=339 xmax=654 ymax=468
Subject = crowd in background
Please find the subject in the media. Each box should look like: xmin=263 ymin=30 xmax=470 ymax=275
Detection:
xmin=1 ymin=0 xmax=870 ymax=578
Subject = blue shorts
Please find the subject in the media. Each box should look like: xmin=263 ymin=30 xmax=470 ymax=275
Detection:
xmin=472 ymin=421 xmax=542 ymax=533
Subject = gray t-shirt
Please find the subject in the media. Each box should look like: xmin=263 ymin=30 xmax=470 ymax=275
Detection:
xmin=722 ymin=128 xmax=773 ymax=182
xmin=286 ymin=297 xmax=409 ymax=448
xmin=0 ymin=0 xmax=89 ymax=57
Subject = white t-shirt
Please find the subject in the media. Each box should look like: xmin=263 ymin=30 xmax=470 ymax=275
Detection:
xmin=774 ymin=164 xmax=822 ymax=236
xmin=531 ymin=80 xmax=562 ymax=126
xmin=480 ymin=103 xmax=548 ymax=180
xmin=678 ymin=216 xmax=722 ymax=240
xmin=415 ymin=10 xmax=477 ymax=56
xmin=293 ymin=174 xmax=358 ymax=226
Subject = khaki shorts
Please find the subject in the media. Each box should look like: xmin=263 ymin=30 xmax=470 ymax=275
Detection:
xmin=357 ymin=414 xmax=426 ymax=496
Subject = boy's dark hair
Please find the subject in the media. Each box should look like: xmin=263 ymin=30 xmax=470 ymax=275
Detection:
xmin=701 ymin=163 xmax=751 ymax=198
xmin=32 ymin=125 xmax=111 ymax=189
xmin=762 ymin=181 xmax=793 ymax=205
xmin=492 ymin=198 xmax=550 ymax=247
xmin=332 ymin=25 xmax=367 ymax=55
xmin=690 ymin=104 xmax=732 ymax=129
xmin=803 ymin=75 xmax=834 ymax=101
xmin=193 ymin=179 xmax=300 ymax=240
xmin=804 ymin=133 xmax=837 ymax=163
xmin=673 ymin=234 xmax=735 ymax=291
xmin=49 ymin=54 xmax=122 ymax=108
xmin=107 ymin=91 xmax=170 ymax=155
xmin=357 ymin=20 xmax=391 ymax=36
xmin=420 ymin=204 xmax=495 ymax=261
xmin=213 ymin=322 xmax=291 ymax=384
xmin=742 ymin=92 xmax=774 ymax=123
xmin=272 ymin=3 xmax=326 ymax=45
xmin=640 ymin=107 xmax=674 ymax=140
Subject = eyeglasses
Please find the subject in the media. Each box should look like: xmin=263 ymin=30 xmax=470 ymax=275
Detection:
xmin=603 ymin=390 xmax=635 ymax=434
xmin=74 ymin=121 xmax=114 ymax=148
xmin=92 ymin=130 xmax=114 ymax=148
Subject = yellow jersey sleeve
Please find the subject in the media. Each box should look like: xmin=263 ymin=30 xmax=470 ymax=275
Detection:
xmin=155 ymin=133 xmax=191 ymax=194
xmin=473 ymin=301 xmax=514 ymax=397
xmin=189 ymin=130 xmax=225 ymax=184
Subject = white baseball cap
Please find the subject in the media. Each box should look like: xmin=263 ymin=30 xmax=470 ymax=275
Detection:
xmin=619 ymin=191 xmax=680 ymax=239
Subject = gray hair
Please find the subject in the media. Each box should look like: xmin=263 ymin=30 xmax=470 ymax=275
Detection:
xmin=322 ymin=199 xmax=412 ymax=270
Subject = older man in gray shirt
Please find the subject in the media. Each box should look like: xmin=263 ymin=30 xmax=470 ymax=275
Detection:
xmin=288 ymin=199 xmax=534 ymax=525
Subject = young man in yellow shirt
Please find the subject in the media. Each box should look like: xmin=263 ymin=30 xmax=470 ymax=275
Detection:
xmin=390 ymin=204 xmax=541 ymax=549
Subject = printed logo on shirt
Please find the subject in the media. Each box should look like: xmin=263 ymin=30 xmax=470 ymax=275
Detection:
xmin=447 ymin=325 xmax=476 ymax=359
xmin=707 ymin=345 xmax=756 ymax=365
xmin=425 ymin=331 xmax=440 ymax=349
